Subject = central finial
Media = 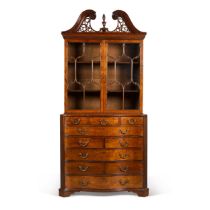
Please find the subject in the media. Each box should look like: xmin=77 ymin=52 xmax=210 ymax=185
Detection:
xmin=102 ymin=14 xmax=106 ymax=28
xmin=100 ymin=14 xmax=108 ymax=32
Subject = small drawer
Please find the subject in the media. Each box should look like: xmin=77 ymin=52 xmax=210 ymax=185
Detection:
xmin=65 ymin=162 xmax=103 ymax=175
xmin=64 ymin=137 xmax=104 ymax=148
xmin=64 ymin=126 xmax=143 ymax=136
xmin=105 ymin=162 xmax=144 ymax=175
xmin=65 ymin=149 xmax=143 ymax=161
xmin=121 ymin=117 xmax=144 ymax=125
xmin=65 ymin=175 xmax=143 ymax=189
xmin=105 ymin=137 xmax=143 ymax=148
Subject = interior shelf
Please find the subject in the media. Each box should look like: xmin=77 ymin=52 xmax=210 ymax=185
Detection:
xmin=68 ymin=61 xmax=139 ymax=64
xmin=68 ymin=90 xmax=100 ymax=93
xmin=107 ymin=90 xmax=139 ymax=93
xmin=68 ymin=61 xmax=100 ymax=64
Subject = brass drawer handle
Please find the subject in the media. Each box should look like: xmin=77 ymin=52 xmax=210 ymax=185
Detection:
xmin=78 ymin=165 xmax=89 ymax=172
xmin=119 ymin=140 xmax=128 ymax=148
xmin=99 ymin=119 xmax=109 ymax=126
xmin=72 ymin=118 xmax=80 ymax=125
xmin=79 ymin=152 xmax=89 ymax=159
xmin=119 ymin=153 xmax=128 ymax=159
xmin=78 ymin=139 xmax=89 ymax=147
xmin=128 ymin=118 xmax=136 ymax=125
xmin=119 ymin=129 xmax=128 ymax=135
xmin=119 ymin=166 xmax=128 ymax=173
xmin=119 ymin=179 xmax=129 ymax=186
xmin=80 ymin=180 xmax=89 ymax=187
xmin=77 ymin=128 xmax=86 ymax=135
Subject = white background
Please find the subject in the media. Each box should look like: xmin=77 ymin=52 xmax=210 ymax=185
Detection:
xmin=0 ymin=0 xmax=210 ymax=209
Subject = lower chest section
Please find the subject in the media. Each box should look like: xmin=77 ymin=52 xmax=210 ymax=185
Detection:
xmin=60 ymin=115 xmax=147 ymax=190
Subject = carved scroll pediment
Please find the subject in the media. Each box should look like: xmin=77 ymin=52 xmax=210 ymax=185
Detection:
xmin=62 ymin=9 xmax=146 ymax=35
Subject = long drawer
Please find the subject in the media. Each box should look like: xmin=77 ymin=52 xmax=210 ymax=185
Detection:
xmin=64 ymin=137 xmax=143 ymax=149
xmin=65 ymin=149 xmax=143 ymax=161
xmin=65 ymin=175 xmax=143 ymax=189
xmin=65 ymin=161 xmax=144 ymax=175
xmin=64 ymin=126 xmax=143 ymax=136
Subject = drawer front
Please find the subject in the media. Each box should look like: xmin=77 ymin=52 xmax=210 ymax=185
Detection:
xmin=65 ymin=149 xmax=143 ymax=161
xmin=65 ymin=162 xmax=104 ymax=175
xmin=121 ymin=117 xmax=144 ymax=125
xmin=89 ymin=117 xmax=119 ymax=126
xmin=65 ymin=117 xmax=119 ymax=126
xmin=105 ymin=162 xmax=144 ymax=175
xmin=64 ymin=137 xmax=104 ymax=148
xmin=65 ymin=175 xmax=143 ymax=189
xmin=105 ymin=137 xmax=143 ymax=148
xmin=64 ymin=126 xmax=143 ymax=137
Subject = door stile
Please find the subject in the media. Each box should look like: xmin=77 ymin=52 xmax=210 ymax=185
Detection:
xmin=100 ymin=41 xmax=107 ymax=112
xmin=64 ymin=41 xmax=69 ymax=113
xmin=140 ymin=41 xmax=143 ymax=113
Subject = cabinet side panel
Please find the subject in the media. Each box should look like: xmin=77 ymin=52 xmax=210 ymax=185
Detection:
xmin=143 ymin=114 xmax=147 ymax=188
xmin=60 ymin=115 xmax=65 ymax=190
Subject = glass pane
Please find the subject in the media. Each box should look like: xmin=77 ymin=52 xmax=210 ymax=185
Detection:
xmin=67 ymin=43 xmax=101 ymax=110
xmin=107 ymin=43 xmax=140 ymax=110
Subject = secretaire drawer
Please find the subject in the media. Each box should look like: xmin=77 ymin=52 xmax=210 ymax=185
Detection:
xmin=65 ymin=117 xmax=119 ymax=126
xmin=65 ymin=175 xmax=143 ymax=189
xmin=65 ymin=149 xmax=143 ymax=161
xmin=64 ymin=126 xmax=143 ymax=136
xmin=121 ymin=117 xmax=144 ymax=125
xmin=64 ymin=137 xmax=104 ymax=148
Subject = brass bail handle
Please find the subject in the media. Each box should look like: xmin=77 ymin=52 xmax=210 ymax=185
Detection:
xmin=78 ymin=165 xmax=89 ymax=172
xmin=119 ymin=166 xmax=128 ymax=172
xmin=72 ymin=118 xmax=81 ymax=125
xmin=99 ymin=119 xmax=108 ymax=126
xmin=79 ymin=152 xmax=89 ymax=159
xmin=78 ymin=139 xmax=90 ymax=147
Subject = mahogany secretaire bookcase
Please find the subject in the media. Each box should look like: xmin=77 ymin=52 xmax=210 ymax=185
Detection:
xmin=59 ymin=9 xmax=148 ymax=197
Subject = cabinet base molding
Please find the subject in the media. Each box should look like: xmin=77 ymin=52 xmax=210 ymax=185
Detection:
xmin=59 ymin=188 xmax=149 ymax=197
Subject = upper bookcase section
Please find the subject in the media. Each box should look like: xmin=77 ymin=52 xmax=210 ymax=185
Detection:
xmin=61 ymin=10 xmax=147 ymax=40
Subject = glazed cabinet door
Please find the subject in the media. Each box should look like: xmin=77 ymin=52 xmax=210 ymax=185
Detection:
xmin=65 ymin=42 xmax=102 ymax=111
xmin=105 ymin=42 xmax=143 ymax=112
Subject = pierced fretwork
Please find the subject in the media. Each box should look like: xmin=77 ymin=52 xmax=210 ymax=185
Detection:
xmin=113 ymin=17 xmax=130 ymax=32
xmin=77 ymin=17 xmax=96 ymax=32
